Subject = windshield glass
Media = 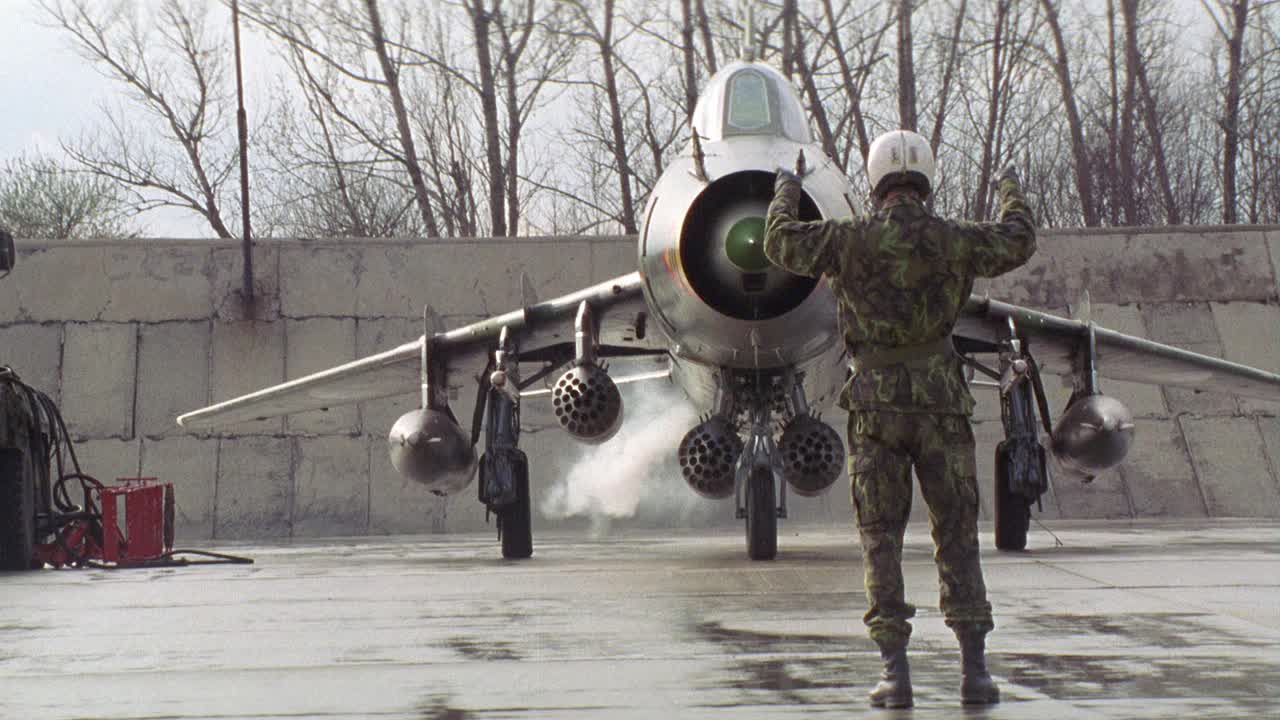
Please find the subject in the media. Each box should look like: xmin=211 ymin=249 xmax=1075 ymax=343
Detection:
xmin=726 ymin=71 xmax=771 ymax=131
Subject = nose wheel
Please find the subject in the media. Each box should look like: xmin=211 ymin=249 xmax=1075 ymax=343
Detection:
xmin=744 ymin=466 xmax=778 ymax=561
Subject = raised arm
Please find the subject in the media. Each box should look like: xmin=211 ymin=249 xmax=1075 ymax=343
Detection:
xmin=955 ymin=168 xmax=1037 ymax=278
xmin=763 ymin=172 xmax=845 ymax=279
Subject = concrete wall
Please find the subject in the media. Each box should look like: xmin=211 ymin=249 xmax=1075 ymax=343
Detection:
xmin=1 ymin=226 xmax=1278 ymax=539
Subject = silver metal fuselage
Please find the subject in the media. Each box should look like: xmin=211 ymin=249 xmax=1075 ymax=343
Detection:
xmin=636 ymin=61 xmax=855 ymax=410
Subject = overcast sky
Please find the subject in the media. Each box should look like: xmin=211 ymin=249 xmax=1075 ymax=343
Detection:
xmin=0 ymin=1 xmax=108 ymax=160
xmin=0 ymin=0 xmax=279 ymax=237
xmin=0 ymin=0 xmax=1219 ymax=237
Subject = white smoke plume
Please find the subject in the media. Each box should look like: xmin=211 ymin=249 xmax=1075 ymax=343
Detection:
xmin=539 ymin=380 xmax=719 ymax=535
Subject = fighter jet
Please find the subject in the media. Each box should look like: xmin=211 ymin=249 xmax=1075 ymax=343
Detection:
xmin=178 ymin=60 xmax=1280 ymax=560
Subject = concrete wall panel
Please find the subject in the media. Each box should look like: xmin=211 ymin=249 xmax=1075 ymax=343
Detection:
xmin=100 ymin=246 xmax=211 ymax=322
xmin=211 ymin=245 xmax=280 ymax=322
xmin=215 ymin=436 xmax=293 ymax=538
xmin=284 ymin=318 xmax=360 ymax=435
xmin=210 ymin=321 xmax=285 ymax=435
xmin=4 ymin=227 xmax=1279 ymax=539
xmin=137 ymin=321 xmax=210 ymax=437
xmin=355 ymin=317 xmax=419 ymax=434
xmin=1264 ymin=228 xmax=1280 ymax=301
xmin=987 ymin=229 xmax=1275 ymax=307
xmin=1142 ymin=303 xmax=1239 ymax=416
xmin=0 ymin=246 xmax=110 ymax=321
xmin=140 ymin=436 xmax=218 ymax=539
xmin=1210 ymin=302 xmax=1280 ymax=416
xmin=61 ymin=323 xmax=136 ymax=439
xmin=280 ymin=246 xmax=361 ymax=318
xmin=0 ymin=324 xmax=62 ymax=403
xmin=1052 ymin=464 xmax=1133 ymax=520
xmin=1090 ymin=304 xmax=1167 ymax=417
xmin=1180 ymin=416 xmax=1280 ymax=517
xmin=1118 ymin=418 xmax=1206 ymax=517
xmin=293 ymin=435 xmax=370 ymax=537
xmin=357 ymin=241 xmax=593 ymax=319
xmin=591 ymin=239 xmax=637 ymax=282
xmin=1259 ymin=418 xmax=1280 ymax=497
xmin=73 ymin=438 xmax=142 ymax=484
xmin=367 ymin=434 xmax=448 ymax=535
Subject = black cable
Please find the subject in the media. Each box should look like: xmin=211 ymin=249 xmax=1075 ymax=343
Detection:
xmin=6 ymin=369 xmax=255 ymax=570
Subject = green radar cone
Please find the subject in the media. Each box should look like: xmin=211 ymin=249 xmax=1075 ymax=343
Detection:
xmin=725 ymin=216 xmax=770 ymax=272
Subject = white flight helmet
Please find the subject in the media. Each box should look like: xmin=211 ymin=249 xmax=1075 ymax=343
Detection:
xmin=866 ymin=130 xmax=935 ymax=200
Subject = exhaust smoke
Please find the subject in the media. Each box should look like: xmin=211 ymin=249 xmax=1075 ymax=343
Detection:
xmin=540 ymin=382 xmax=714 ymax=535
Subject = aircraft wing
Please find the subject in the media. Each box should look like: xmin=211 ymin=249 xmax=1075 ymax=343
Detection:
xmin=177 ymin=273 xmax=658 ymax=430
xmin=955 ymin=296 xmax=1280 ymax=402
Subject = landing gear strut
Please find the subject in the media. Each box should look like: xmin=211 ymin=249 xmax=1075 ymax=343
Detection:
xmin=735 ymin=397 xmax=784 ymax=561
xmin=992 ymin=319 xmax=1050 ymax=551
xmin=478 ymin=327 xmax=533 ymax=559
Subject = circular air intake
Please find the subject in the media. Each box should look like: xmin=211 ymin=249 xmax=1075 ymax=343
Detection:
xmin=387 ymin=408 xmax=477 ymax=496
xmin=551 ymin=363 xmax=623 ymax=443
xmin=677 ymin=414 xmax=743 ymax=499
xmin=778 ymin=415 xmax=844 ymax=496
xmin=1051 ymin=394 xmax=1135 ymax=478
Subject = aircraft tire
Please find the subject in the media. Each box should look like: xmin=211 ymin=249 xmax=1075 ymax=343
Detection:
xmin=499 ymin=454 xmax=533 ymax=560
xmin=0 ymin=448 xmax=37 ymax=571
xmin=993 ymin=442 xmax=1031 ymax=552
xmin=745 ymin=466 xmax=777 ymax=561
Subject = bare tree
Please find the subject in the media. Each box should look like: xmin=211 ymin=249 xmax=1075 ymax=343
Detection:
xmin=896 ymin=0 xmax=918 ymax=131
xmin=814 ymin=1 xmax=896 ymax=170
xmin=1038 ymin=0 xmax=1099 ymax=226
xmin=926 ymin=0 xmax=968 ymax=160
xmin=1200 ymin=0 xmax=1280 ymax=223
xmin=41 ymin=0 xmax=238 ymax=237
xmin=562 ymin=0 xmax=639 ymax=234
xmin=0 ymin=156 xmax=136 ymax=239
xmin=366 ymin=0 xmax=440 ymax=236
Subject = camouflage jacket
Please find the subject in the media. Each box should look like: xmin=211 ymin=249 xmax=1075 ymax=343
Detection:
xmin=764 ymin=177 xmax=1037 ymax=415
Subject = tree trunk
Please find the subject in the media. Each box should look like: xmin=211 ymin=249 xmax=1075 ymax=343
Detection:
xmin=469 ymin=0 xmax=507 ymax=237
xmin=928 ymin=0 xmax=966 ymax=159
xmin=598 ymin=0 xmax=638 ymax=234
xmin=1040 ymin=0 xmax=1100 ymax=226
xmin=365 ymin=0 xmax=439 ymax=237
xmin=1118 ymin=0 xmax=1139 ymax=225
xmin=680 ymin=0 xmax=699 ymax=119
xmin=781 ymin=0 xmax=796 ymax=78
xmin=793 ymin=26 xmax=837 ymax=160
xmin=1136 ymin=61 xmax=1180 ymax=225
xmin=1107 ymin=0 xmax=1120 ymax=225
xmin=499 ymin=3 xmax=536 ymax=237
xmin=694 ymin=0 xmax=717 ymax=74
xmin=1221 ymin=0 xmax=1249 ymax=224
xmin=896 ymin=0 xmax=917 ymax=131
xmin=974 ymin=0 xmax=1009 ymax=220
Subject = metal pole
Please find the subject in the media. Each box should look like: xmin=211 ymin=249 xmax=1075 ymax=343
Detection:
xmin=232 ymin=0 xmax=254 ymax=308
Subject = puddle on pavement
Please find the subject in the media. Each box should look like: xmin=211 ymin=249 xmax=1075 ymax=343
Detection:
xmin=1017 ymin=612 xmax=1272 ymax=650
xmin=447 ymin=637 xmax=522 ymax=661
xmin=416 ymin=695 xmax=471 ymax=720
xmin=1000 ymin=651 xmax=1280 ymax=708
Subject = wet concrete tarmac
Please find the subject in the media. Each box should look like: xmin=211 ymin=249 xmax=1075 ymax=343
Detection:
xmin=1 ymin=519 xmax=1277 ymax=719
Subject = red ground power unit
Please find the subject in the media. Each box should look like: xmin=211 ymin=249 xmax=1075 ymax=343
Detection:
xmin=35 ymin=478 xmax=175 ymax=568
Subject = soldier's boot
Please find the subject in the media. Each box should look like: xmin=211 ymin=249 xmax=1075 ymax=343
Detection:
xmin=868 ymin=645 xmax=913 ymax=708
xmin=958 ymin=632 xmax=1000 ymax=705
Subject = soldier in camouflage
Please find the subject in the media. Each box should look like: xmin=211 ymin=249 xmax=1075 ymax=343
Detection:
xmin=764 ymin=130 xmax=1036 ymax=707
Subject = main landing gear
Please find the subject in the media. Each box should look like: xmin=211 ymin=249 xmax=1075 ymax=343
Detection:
xmin=477 ymin=327 xmax=533 ymax=559
xmin=965 ymin=319 xmax=1052 ymax=551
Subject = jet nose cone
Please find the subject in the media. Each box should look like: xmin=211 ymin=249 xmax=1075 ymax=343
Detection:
xmin=725 ymin=216 xmax=769 ymax=271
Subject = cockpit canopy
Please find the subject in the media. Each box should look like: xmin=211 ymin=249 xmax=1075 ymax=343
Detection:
xmin=691 ymin=62 xmax=811 ymax=144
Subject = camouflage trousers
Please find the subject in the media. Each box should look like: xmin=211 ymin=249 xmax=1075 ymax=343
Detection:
xmin=847 ymin=410 xmax=994 ymax=651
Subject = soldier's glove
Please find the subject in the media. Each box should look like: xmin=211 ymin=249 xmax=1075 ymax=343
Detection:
xmin=991 ymin=164 xmax=1020 ymax=190
xmin=775 ymin=168 xmax=801 ymax=193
